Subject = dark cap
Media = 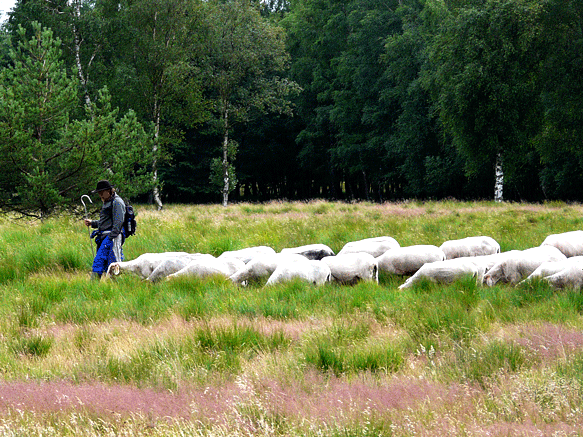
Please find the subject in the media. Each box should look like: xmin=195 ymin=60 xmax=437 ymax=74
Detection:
xmin=92 ymin=180 xmax=114 ymax=193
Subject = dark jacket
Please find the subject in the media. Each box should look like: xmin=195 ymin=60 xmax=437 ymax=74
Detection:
xmin=91 ymin=193 xmax=126 ymax=239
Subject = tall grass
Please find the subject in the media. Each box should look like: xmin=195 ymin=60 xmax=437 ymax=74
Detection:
xmin=0 ymin=201 xmax=582 ymax=435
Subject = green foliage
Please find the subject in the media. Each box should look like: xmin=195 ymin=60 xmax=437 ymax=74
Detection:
xmin=0 ymin=22 xmax=153 ymax=217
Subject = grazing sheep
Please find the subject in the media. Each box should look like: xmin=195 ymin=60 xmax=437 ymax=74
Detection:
xmin=439 ymin=236 xmax=501 ymax=259
xmin=338 ymin=236 xmax=400 ymax=258
xmin=483 ymin=246 xmax=567 ymax=286
xmin=398 ymin=258 xmax=485 ymax=289
xmin=457 ymin=251 xmax=520 ymax=275
xmin=229 ymin=253 xmax=307 ymax=285
xmin=543 ymin=264 xmax=583 ymax=290
xmin=218 ymin=246 xmax=276 ymax=264
xmin=106 ymin=252 xmax=192 ymax=279
xmin=166 ymin=256 xmax=243 ymax=281
xmin=266 ymin=258 xmax=331 ymax=286
xmin=376 ymin=245 xmax=445 ymax=276
xmin=321 ymin=253 xmax=378 ymax=285
xmin=540 ymin=230 xmax=583 ymax=257
xmin=519 ymin=256 xmax=583 ymax=283
xmin=280 ymin=243 xmax=335 ymax=260
xmin=147 ymin=254 xmax=215 ymax=282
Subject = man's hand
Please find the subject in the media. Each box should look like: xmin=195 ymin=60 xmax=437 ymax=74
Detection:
xmin=84 ymin=219 xmax=92 ymax=227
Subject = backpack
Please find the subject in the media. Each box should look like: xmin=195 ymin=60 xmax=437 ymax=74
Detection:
xmin=124 ymin=203 xmax=137 ymax=237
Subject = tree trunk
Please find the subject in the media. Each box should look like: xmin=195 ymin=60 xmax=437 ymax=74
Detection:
xmin=222 ymin=109 xmax=230 ymax=207
xmin=152 ymin=94 xmax=164 ymax=210
xmin=494 ymin=153 xmax=504 ymax=202
xmin=70 ymin=0 xmax=94 ymax=110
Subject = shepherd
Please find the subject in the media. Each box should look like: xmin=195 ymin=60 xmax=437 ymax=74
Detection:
xmin=84 ymin=180 xmax=126 ymax=280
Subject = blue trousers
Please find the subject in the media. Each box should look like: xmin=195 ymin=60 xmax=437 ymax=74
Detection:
xmin=92 ymin=234 xmax=124 ymax=275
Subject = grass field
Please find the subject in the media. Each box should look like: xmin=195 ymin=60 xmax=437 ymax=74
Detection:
xmin=1 ymin=200 xmax=583 ymax=436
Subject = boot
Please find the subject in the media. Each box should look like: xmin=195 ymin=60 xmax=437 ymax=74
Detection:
xmin=90 ymin=272 xmax=102 ymax=281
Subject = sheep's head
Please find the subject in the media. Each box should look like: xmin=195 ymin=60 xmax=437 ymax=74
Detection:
xmin=107 ymin=263 xmax=121 ymax=277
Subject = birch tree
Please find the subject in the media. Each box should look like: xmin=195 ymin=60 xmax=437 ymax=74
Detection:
xmin=429 ymin=0 xmax=544 ymax=201
xmin=202 ymin=0 xmax=299 ymax=206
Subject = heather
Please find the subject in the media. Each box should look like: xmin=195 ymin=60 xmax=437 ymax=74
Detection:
xmin=1 ymin=201 xmax=583 ymax=436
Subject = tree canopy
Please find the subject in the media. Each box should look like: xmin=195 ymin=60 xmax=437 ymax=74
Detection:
xmin=1 ymin=0 xmax=583 ymax=208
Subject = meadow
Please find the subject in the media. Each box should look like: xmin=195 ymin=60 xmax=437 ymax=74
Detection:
xmin=1 ymin=200 xmax=583 ymax=436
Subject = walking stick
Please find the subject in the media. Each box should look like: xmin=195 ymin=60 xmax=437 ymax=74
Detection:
xmin=81 ymin=195 xmax=94 ymax=258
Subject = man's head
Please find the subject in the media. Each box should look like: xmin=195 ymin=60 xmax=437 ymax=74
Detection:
xmin=93 ymin=180 xmax=114 ymax=202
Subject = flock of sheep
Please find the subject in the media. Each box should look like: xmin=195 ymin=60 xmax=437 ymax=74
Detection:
xmin=105 ymin=231 xmax=583 ymax=290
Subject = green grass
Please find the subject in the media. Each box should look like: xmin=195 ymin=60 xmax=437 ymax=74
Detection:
xmin=0 ymin=201 xmax=582 ymax=435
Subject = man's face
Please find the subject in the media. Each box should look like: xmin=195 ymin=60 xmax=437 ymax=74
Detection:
xmin=98 ymin=190 xmax=112 ymax=202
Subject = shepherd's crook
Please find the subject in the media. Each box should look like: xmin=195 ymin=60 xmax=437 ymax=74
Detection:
xmin=81 ymin=195 xmax=94 ymax=257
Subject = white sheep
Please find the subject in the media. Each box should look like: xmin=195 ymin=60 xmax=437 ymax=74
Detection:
xmin=265 ymin=258 xmax=331 ymax=286
xmin=338 ymin=236 xmax=400 ymax=258
xmin=106 ymin=252 xmax=192 ymax=279
xmin=456 ymin=251 xmax=520 ymax=275
xmin=439 ymin=236 xmax=500 ymax=259
xmin=483 ymin=246 xmax=567 ymax=286
xmin=398 ymin=258 xmax=485 ymax=289
xmin=519 ymin=256 xmax=583 ymax=283
xmin=543 ymin=264 xmax=583 ymax=290
xmin=376 ymin=245 xmax=445 ymax=276
xmin=229 ymin=253 xmax=306 ymax=285
xmin=166 ymin=256 xmax=244 ymax=281
xmin=321 ymin=253 xmax=378 ymax=284
xmin=218 ymin=246 xmax=276 ymax=264
xmin=540 ymin=230 xmax=583 ymax=257
xmin=280 ymin=243 xmax=335 ymax=260
xmin=146 ymin=254 xmax=215 ymax=282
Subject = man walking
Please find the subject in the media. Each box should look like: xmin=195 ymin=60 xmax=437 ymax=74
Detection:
xmin=84 ymin=180 xmax=126 ymax=279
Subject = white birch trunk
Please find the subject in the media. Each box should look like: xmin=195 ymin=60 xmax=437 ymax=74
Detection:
xmin=150 ymin=12 xmax=164 ymax=211
xmin=494 ymin=153 xmax=504 ymax=203
xmin=152 ymin=94 xmax=164 ymax=210
xmin=222 ymin=110 xmax=230 ymax=207
xmin=70 ymin=0 xmax=93 ymax=110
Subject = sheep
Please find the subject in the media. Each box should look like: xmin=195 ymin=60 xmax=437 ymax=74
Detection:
xmin=280 ymin=243 xmax=335 ymax=260
xmin=543 ymin=264 xmax=583 ymax=290
xmin=146 ymin=254 xmax=216 ymax=282
xmin=439 ymin=236 xmax=500 ymax=259
xmin=483 ymin=246 xmax=567 ymax=286
xmin=166 ymin=256 xmax=244 ymax=281
xmin=106 ymin=252 xmax=192 ymax=279
xmin=519 ymin=256 xmax=583 ymax=284
xmin=375 ymin=245 xmax=445 ymax=276
xmin=338 ymin=236 xmax=400 ymax=258
xmin=265 ymin=257 xmax=331 ymax=286
xmin=229 ymin=253 xmax=307 ymax=285
xmin=321 ymin=253 xmax=378 ymax=285
xmin=398 ymin=258 xmax=485 ymax=289
xmin=456 ymin=251 xmax=520 ymax=275
xmin=540 ymin=230 xmax=583 ymax=257
xmin=218 ymin=246 xmax=276 ymax=264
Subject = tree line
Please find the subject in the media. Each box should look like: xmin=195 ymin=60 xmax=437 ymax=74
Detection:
xmin=0 ymin=0 xmax=581 ymax=216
